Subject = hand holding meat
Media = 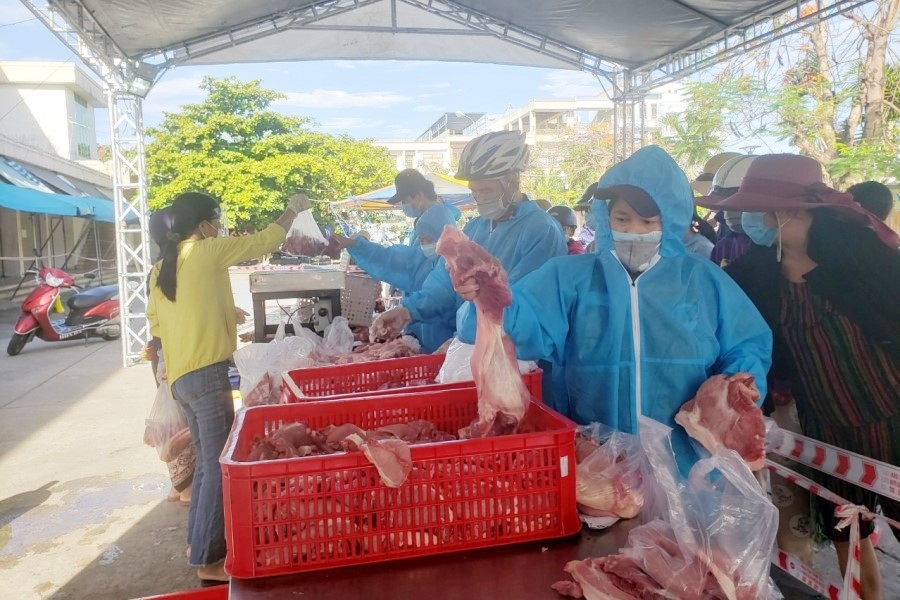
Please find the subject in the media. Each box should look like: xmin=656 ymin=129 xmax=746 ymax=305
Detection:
xmin=452 ymin=277 xmax=480 ymax=302
xmin=288 ymin=193 xmax=311 ymax=214
xmin=369 ymin=306 xmax=411 ymax=342
xmin=331 ymin=232 xmax=355 ymax=249
xmin=675 ymin=373 xmax=766 ymax=470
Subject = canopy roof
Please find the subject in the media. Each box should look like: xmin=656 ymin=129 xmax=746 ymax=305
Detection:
xmin=0 ymin=182 xmax=115 ymax=221
xmin=50 ymin=0 xmax=859 ymax=92
xmin=340 ymin=172 xmax=474 ymax=211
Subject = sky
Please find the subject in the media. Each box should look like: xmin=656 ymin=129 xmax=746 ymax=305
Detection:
xmin=0 ymin=0 xmax=608 ymax=143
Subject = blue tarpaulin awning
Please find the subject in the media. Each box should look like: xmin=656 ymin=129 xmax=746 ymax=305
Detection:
xmin=0 ymin=182 xmax=115 ymax=222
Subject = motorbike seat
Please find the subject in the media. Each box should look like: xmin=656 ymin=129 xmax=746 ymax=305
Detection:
xmin=68 ymin=285 xmax=119 ymax=310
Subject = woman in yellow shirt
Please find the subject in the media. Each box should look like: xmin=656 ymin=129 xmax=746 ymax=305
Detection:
xmin=147 ymin=191 xmax=310 ymax=582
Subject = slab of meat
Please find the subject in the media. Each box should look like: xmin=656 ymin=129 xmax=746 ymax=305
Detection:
xmin=346 ymin=433 xmax=412 ymax=488
xmin=311 ymin=336 xmax=420 ymax=365
xmin=557 ymin=558 xmax=641 ymax=599
xmin=575 ymin=432 xmax=644 ymax=519
xmin=436 ymin=226 xmax=530 ymax=438
xmin=282 ymin=232 xmax=327 ymax=257
xmin=674 ymin=374 xmax=765 ymax=470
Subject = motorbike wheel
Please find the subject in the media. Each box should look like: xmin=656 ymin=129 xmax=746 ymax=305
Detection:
xmin=100 ymin=326 xmax=121 ymax=341
xmin=7 ymin=332 xmax=30 ymax=356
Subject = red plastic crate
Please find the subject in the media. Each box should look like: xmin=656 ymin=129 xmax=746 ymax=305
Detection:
xmin=281 ymin=353 xmax=543 ymax=403
xmin=131 ymin=586 xmax=227 ymax=600
xmin=221 ymin=388 xmax=579 ymax=579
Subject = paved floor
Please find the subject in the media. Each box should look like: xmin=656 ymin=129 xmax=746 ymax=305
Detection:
xmin=0 ymin=302 xmax=898 ymax=600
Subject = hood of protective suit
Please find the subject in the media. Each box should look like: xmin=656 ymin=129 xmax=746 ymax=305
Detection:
xmin=591 ymin=146 xmax=692 ymax=258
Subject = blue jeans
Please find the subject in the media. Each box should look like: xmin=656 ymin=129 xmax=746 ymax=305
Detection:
xmin=171 ymin=361 xmax=234 ymax=567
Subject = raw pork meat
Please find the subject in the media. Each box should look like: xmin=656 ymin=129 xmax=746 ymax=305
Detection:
xmin=436 ymin=226 xmax=530 ymax=437
xmin=282 ymin=232 xmax=327 ymax=257
xmin=674 ymin=374 xmax=765 ymax=470
xmin=346 ymin=433 xmax=413 ymax=487
xmin=311 ymin=336 xmax=420 ymax=365
xmin=575 ymin=431 xmax=644 ymax=519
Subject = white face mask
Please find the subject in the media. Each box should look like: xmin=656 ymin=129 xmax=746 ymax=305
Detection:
xmin=612 ymin=230 xmax=662 ymax=273
xmin=475 ymin=177 xmax=513 ymax=220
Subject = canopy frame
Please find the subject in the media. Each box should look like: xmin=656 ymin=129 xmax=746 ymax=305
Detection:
xmin=17 ymin=0 xmax=869 ymax=366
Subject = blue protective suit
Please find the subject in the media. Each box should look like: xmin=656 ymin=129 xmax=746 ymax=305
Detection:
xmin=349 ymin=203 xmax=460 ymax=352
xmin=402 ymin=198 xmax=567 ymax=331
xmin=458 ymin=146 xmax=772 ymax=473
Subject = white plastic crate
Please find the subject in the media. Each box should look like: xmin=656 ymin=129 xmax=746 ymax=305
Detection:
xmin=340 ymin=273 xmax=381 ymax=327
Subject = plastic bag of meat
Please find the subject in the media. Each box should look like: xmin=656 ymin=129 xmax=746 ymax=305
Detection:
xmin=282 ymin=207 xmax=328 ymax=257
xmin=574 ymin=424 xmax=645 ymax=524
xmin=234 ymin=330 xmax=321 ymax=407
xmin=436 ymin=227 xmax=531 ymax=437
xmin=436 ymin=338 xmax=538 ymax=384
xmin=674 ymin=373 xmax=766 ymax=470
xmin=143 ymin=356 xmax=188 ymax=459
xmin=554 ymin=419 xmax=780 ymax=599
xmin=639 ymin=416 xmax=780 ymax=600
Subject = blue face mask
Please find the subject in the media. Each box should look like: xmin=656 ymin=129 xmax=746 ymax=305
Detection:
xmin=402 ymin=203 xmax=424 ymax=219
xmin=420 ymin=242 xmax=437 ymax=259
xmin=741 ymin=212 xmax=777 ymax=247
xmin=584 ymin=201 xmax=600 ymax=231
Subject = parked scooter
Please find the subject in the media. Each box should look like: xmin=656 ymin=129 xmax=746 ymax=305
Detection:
xmin=8 ymin=265 xmax=121 ymax=356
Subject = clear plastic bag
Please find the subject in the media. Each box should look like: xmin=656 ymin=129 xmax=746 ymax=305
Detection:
xmin=282 ymin=209 xmax=327 ymax=256
xmin=436 ymin=338 xmax=537 ymax=383
xmin=575 ymin=423 xmax=645 ymax=521
xmin=636 ymin=416 xmax=781 ymax=600
xmin=234 ymin=327 xmax=322 ymax=407
xmin=322 ymin=316 xmax=354 ymax=356
xmin=143 ymin=356 xmax=188 ymax=459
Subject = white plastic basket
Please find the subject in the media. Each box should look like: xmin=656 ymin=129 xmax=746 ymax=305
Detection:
xmin=340 ymin=273 xmax=381 ymax=327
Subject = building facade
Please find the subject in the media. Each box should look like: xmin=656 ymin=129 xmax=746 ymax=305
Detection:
xmin=373 ymin=84 xmax=687 ymax=175
xmin=0 ymin=62 xmax=115 ymax=287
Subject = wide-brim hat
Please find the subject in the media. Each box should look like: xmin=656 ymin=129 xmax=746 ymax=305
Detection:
xmin=696 ymin=154 xmax=899 ymax=247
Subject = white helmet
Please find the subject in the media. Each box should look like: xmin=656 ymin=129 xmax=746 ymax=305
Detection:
xmin=691 ymin=152 xmax=741 ymax=195
xmin=711 ymin=155 xmax=756 ymax=195
xmin=455 ymin=131 xmax=529 ymax=181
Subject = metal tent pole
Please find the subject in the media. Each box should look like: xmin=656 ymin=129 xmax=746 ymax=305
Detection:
xmin=108 ymin=91 xmax=151 ymax=367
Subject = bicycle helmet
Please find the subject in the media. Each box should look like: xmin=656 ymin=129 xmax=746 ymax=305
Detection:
xmin=547 ymin=205 xmax=578 ymax=228
xmin=455 ymin=131 xmax=529 ymax=181
xmin=710 ymin=155 xmax=755 ymax=196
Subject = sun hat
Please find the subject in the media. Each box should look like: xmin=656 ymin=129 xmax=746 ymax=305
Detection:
xmin=696 ymin=154 xmax=899 ymax=247
xmin=691 ymin=152 xmax=742 ymax=195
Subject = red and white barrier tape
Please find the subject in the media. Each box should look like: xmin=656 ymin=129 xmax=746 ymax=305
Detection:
xmin=766 ymin=460 xmax=899 ymax=600
xmin=769 ymin=428 xmax=900 ymax=502
xmin=774 ymin=550 xmax=841 ymax=600
xmin=230 ymin=264 xmax=314 ymax=273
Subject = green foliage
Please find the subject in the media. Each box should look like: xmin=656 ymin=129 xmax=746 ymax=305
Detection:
xmin=145 ymin=76 xmax=395 ymax=231
xmin=827 ymin=139 xmax=900 ymax=183
xmin=658 ymin=77 xmax=761 ymax=177
xmin=523 ymin=123 xmax=615 ymax=205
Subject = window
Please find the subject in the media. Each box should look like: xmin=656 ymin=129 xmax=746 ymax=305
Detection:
xmin=72 ymin=93 xmax=93 ymax=159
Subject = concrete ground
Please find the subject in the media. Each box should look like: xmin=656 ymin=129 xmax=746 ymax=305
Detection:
xmin=0 ymin=297 xmax=898 ymax=600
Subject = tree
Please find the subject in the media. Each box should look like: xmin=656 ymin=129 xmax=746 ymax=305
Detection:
xmin=523 ymin=122 xmax=615 ymax=205
xmin=657 ymin=77 xmax=762 ymax=177
xmin=145 ymin=76 xmax=395 ymax=231
xmin=758 ymin=0 xmax=900 ymax=185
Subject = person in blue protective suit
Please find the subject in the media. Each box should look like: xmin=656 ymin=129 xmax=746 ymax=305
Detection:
xmin=453 ymin=145 xmax=772 ymax=474
xmin=333 ymin=169 xmax=461 ymax=353
xmin=368 ymin=132 xmax=567 ymax=368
